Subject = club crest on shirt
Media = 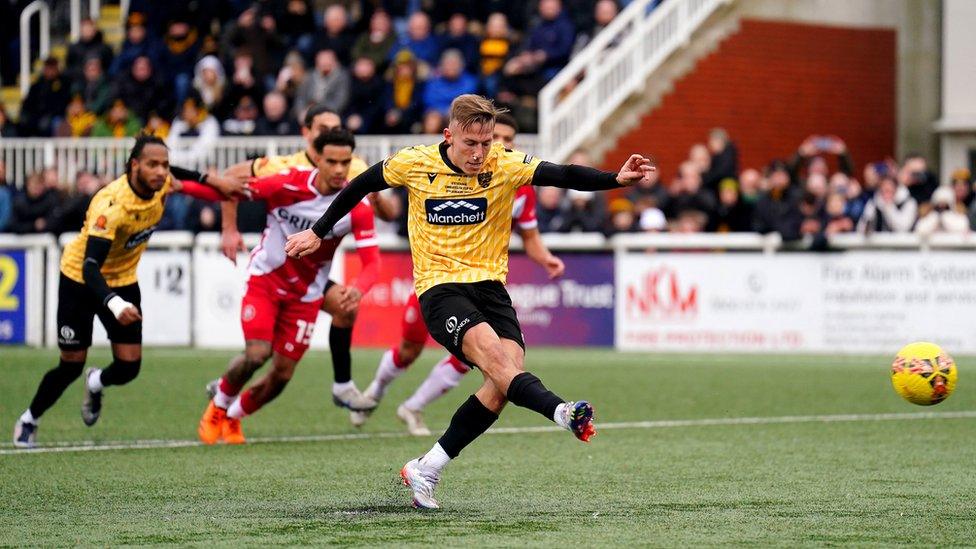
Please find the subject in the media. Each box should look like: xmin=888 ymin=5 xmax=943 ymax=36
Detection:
xmin=93 ymin=215 xmax=108 ymax=231
xmin=477 ymin=172 xmax=492 ymax=188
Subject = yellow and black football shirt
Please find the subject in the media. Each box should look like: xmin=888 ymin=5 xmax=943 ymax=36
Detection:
xmin=382 ymin=142 xmax=541 ymax=296
xmin=251 ymin=150 xmax=368 ymax=179
xmin=61 ymin=174 xmax=171 ymax=287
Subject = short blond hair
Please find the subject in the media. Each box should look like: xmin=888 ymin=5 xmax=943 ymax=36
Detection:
xmin=449 ymin=94 xmax=507 ymax=130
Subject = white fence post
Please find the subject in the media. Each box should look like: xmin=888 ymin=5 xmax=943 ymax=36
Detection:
xmin=20 ymin=0 xmax=51 ymax=96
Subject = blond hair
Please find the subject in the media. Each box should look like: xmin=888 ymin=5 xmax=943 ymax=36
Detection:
xmin=449 ymin=94 xmax=507 ymax=130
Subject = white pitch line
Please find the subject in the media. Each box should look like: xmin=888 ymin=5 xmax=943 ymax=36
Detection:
xmin=3 ymin=410 xmax=975 ymax=456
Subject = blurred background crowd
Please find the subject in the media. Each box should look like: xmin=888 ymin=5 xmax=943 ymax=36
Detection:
xmin=0 ymin=0 xmax=972 ymax=244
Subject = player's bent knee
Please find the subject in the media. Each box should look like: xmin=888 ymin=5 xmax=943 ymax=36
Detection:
xmin=110 ymin=358 xmax=142 ymax=385
xmin=270 ymin=358 xmax=297 ymax=383
xmin=244 ymin=342 xmax=273 ymax=366
xmin=333 ymin=309 xmax=356 ymax=328
xmin=54 ymin=358 xmax=85 ymax=378
xmin=60 ymin=349 xmax=87 ymax=364
xmin=474 ymin=342 xmax=515 ymax=376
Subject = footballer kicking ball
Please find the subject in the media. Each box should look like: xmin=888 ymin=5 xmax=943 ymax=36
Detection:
xmin=890 ymin=342 xmax=957 ymax=406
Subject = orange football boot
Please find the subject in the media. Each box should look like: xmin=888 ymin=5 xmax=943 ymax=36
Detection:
xmin=222 ymin=415 xmax=246 ymax=444
xmin=198 ymin=401 xmax=226 ymax=445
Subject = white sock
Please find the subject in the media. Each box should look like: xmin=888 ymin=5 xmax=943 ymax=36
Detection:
xmin=213 ymin=386 xmax=236 ymax=409
xmin=227 ymin=398 xmax=245 ymax=419
xmin=86 ymin=369 xmax=104 ymax=392
xmin=553 ymin=403 xmax=570 ymax=429
xmin=367 ymin=349 xmax=408 ymax=399
xmin=332 ymin=380 xmax=355 ymax=395
xmin=402 ymin=356 xmax=466 ymax=411
xmin=419 ymin=442 xmax=451 ymax=473
xmin=20 ymin=409 xmax=36 ymax=425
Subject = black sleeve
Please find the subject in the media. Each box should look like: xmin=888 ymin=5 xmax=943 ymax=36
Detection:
xmin=311 ymin=161 xmax=390 ymax=238
xmin=81 ymin=236 xmax=116 ymax=305
xmin=531 ymin=161 xmax=621 ymax=191
xmin=170 ymin=165 xmax=206 ymax=183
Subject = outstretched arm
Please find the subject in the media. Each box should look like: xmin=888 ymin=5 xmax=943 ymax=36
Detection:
xmin=82 ymin=237 xmax=142 ymax=326
xmin=285 ymin=162 xmax=390 ymax=258
xmin=170 ymin=165 xmax=250 ymax=199
xmin=532 ymin=154 xmax=654 ymax=189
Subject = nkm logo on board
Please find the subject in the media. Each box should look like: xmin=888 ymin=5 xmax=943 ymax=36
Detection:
xmin=625 ymin=265 xmax=698 ymax=319
xmin=424 ymin=198 xmax=488 ymax=225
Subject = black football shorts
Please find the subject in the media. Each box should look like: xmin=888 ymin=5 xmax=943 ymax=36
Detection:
xmin=56 ymin=273 xmax=142 ymax=350
xmin=418 ymin=280 xmax=524 ymax=368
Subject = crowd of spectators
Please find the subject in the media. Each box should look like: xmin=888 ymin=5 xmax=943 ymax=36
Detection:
xmin=9 ymin=0 xmax=629 ymax=140
xmin=2 ymin=2 xmax=973 ymax=242
xmin=528 ymin=130 xmax=976 ymax=245
xmin=2 ymin=131 xmax=974 ymax=241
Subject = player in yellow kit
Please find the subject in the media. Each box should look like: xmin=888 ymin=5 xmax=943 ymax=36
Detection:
xmin=12 ymin=135 xmax=245 ymax=448
xmin=285 ymin=95 xmax=654 ymax=508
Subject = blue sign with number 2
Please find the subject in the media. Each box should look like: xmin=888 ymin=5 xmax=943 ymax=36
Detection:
xmin=0 ymin=250 xmax=26 ymax=344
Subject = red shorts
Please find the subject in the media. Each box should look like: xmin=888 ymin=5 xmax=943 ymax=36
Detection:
xmin=241 ymin=275 xmax=323 ymax=361
xmin=401 ymin=292 xmax=430 ymax=344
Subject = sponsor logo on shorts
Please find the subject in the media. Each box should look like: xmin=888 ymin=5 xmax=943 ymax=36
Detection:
xmin=59 ymin=325 xmax=77 ymax=345
xmin=425 ymin=198 xmax=487 ymax=225
xmin=445 ymin=316 xmax=458 ymax=333
xmin=242 ymin=304 xmax=256 ymax=322
xmin=284 ymin=342 xmax=295 ymax=352
xmin=452 ymin=317 xmax=471 ymax=346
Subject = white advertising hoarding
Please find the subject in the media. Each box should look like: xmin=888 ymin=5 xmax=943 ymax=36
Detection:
xmin=92 ymin=250 xmax=192 ymax=346
xmin=192 ymin=248 xmax=338 ymax=350
xmin=616 ymin=252 xmax=976 ymax=353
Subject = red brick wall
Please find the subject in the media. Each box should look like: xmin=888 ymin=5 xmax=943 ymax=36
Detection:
xmin=603 ymin=19 xmax=896 ymax=181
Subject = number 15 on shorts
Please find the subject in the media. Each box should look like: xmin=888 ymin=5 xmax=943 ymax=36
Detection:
xmin=295 ymin=319 xmax=315 ymax=345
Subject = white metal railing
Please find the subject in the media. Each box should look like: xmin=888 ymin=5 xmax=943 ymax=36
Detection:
xmin=70 ymin=0 xmax=102 ymax=42
xmin=116 ymin=231 xmax=976 ymax=253
xmin=539 ymin=0 xmax=731 ymax=162
xmin=0 ymin=135 xmax=539 ymax=188
xmin=19 ymin=0 xmax=51 ymax=96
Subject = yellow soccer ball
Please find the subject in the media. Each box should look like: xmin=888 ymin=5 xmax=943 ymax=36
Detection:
xmin=891 ymin=342 xmax=957 ymax=406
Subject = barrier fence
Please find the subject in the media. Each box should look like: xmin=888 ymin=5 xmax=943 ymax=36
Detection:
xmin=2 ymin=232 xmax=975 ymax=353
xmin=0 ymin=135 xmax=540 ymax=190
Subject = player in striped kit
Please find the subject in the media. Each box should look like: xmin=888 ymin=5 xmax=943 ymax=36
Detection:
xmin=350 ymin=113 xmax=565 ymax=436
xmin=286 ymin=95 xmax=654 ymax=508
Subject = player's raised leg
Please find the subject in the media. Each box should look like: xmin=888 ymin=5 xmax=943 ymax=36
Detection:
xmin=404 ymin=283 xmax=594 ymax=508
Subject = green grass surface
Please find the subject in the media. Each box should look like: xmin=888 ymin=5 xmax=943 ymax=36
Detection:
xmin=1 ymin=347 xmax=974 ymax=546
